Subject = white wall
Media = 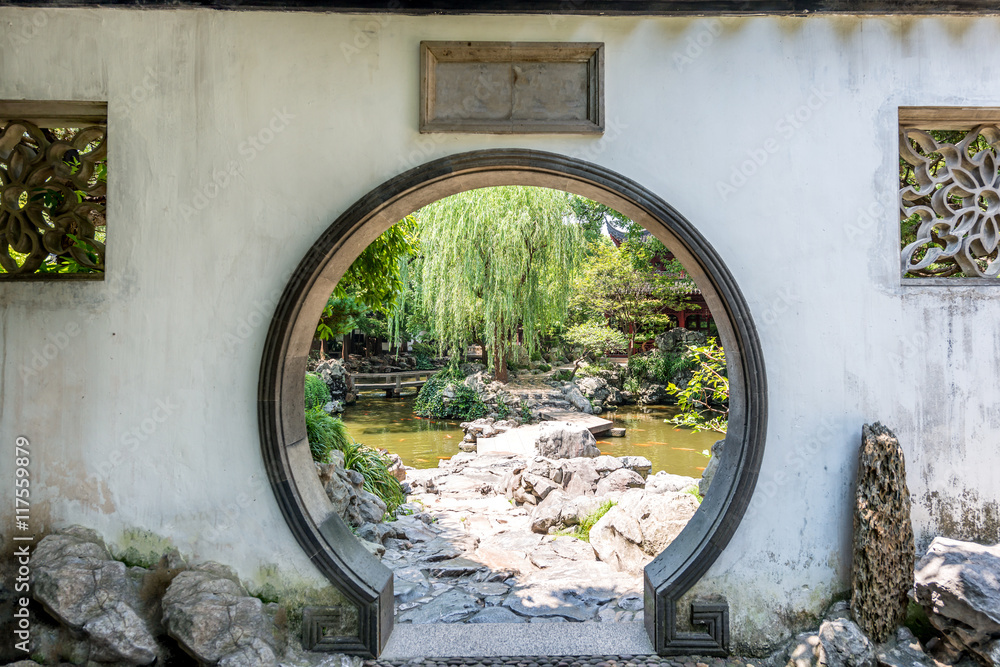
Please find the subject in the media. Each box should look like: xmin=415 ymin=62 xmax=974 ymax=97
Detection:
xmin=2 ymin=8 xmax=998 ymax=651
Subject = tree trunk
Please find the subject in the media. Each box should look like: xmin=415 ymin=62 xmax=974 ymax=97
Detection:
xmin=342 ymin=333 xmax=352 ymax=360
xmin=493 ymin=346 xmax=509 ymax=383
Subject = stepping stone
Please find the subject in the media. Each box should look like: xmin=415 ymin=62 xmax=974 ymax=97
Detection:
xmin=609 ymin=428 xmax=627 ymax=437
xmin=393 ymin=566 xmax=431 ymax=604
xmin=504 ymin=588 xmax=596 ymax=622
xmin=426 ymin=557 xmax=487 ymax=578
xmin=397 ymin=588 xmax=480 ymax=624
xmin=617 ymin=593 xmax=644 ymax=611
xmin=550 ymin=538 xmax=598 ymax=562
xmin=465 ymin=581 xmax=510 ymax=597
xmin=469 ymin=607 xmax=527 ymax=623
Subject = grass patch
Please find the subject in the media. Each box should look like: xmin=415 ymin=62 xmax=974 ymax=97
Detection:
xmin=684 ymin=486 xmax=703 ymax=504
xmin=557 ymin=500 xmax=616 ymax=542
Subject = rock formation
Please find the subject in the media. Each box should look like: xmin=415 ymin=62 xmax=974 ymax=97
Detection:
xmin=914 ymin=536 xmax=1000 ymax=665
xmin=851 ymin=422 xmax=915 ymax=643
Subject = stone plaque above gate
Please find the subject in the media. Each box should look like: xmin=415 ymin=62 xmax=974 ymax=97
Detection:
xmin=420 ymin=41 xmax=604 ymax=134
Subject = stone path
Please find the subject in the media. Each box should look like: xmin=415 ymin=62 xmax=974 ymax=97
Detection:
xmin=385 ymin=455 xmax=647 ymax=625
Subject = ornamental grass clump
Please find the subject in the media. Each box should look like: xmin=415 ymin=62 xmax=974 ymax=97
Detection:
xmin=304 ymin=373 xmax=331 ymax=410
xmin=304 ymin=405 xmax=405 ymax=516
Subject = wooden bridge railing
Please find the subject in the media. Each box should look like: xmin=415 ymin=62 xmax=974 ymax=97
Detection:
xmin=347 ymin=369 xmax=439 ymax=396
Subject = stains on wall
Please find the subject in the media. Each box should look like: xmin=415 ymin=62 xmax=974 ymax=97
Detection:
xmin=919 ymin=489 xmax=999 ymax=552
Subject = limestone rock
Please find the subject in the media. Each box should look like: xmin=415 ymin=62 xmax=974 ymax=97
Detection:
xmin=562 ymin=458 xmax=602 ymax=496
xmin=646 ymin=471 xmax=699 ymax=494
xmin=656 ymin=327 xmax=707 ymax=355
xmin=31 ymin=528 xmax=159 ymax=665
xmin=592 ymin=454 xmax=624 ymax=474
xmin=619 ymin=455 xmax=652 ymax=479
xmin=589 ymin=507 xmax=647 ymax=574
xmin=914 ymin=537 xmax=1000 ymax=665
xmin=817 ymin=618 xmax=876 ymax=667
xmin=595 ymin=468 xmax=646 ymax=498
xmin=162 ymin=566 xmax=277 ymax=667
xmin=851 ymin=423 xmax=915 ymax=643
xmin=561 ymin=384 xmax=594 ymax=413
xmin=590 ymin=490 xmax=699 ymax=572
xmin=535 ymin=422 xmax=600 ymax=459
xmin=530 ymin=489 xmax=569 ymax=534
xmin=575 ymin=376 xmax=611 ymax=405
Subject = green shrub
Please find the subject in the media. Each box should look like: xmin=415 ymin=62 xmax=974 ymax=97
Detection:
xmin=413 ymin=367 xmax=487 ymax=420
xmin=305 ymin=407 xmax=350 ymax=463
xmin=551 ymin=368 xmax=574 ymax=382
xmin=304 ymin=373 xmax=331 ymax=410
xmin=537 ymin=363 xmax=552 ymax=372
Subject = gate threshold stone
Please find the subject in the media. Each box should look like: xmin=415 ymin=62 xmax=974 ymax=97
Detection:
xmin=379 ymin=621 xmax=655 ymax=659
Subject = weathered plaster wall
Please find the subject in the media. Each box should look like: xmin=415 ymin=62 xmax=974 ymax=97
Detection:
xmin=1 ymin=8 xmax=998 ymax=652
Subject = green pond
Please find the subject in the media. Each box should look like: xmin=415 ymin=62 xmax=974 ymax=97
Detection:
xmin=341 ymin=395 xmax=722 ymax=478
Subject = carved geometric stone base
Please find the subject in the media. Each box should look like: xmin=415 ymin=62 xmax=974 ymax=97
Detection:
xmin=660 ymin=601 xmax=730 ymax=656
xmin=302 ymin=606 xmax=367 ymax=652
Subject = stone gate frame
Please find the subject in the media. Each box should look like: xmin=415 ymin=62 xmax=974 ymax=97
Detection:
xmin=257 ymin=149 xmax=768 ymax=657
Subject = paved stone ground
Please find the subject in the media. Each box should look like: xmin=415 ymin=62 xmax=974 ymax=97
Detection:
xmin=389 ymin=454 xmax=646 ymax=624
xmin=365 ymin=655 xmax=757 ymax=667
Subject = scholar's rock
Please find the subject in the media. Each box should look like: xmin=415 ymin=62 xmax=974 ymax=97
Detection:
xmin=851 ymin=422 xmax=915 ymax=644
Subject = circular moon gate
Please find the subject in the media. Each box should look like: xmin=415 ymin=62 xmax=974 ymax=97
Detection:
xmin=258 ymin=150 xmax=767 ymax=657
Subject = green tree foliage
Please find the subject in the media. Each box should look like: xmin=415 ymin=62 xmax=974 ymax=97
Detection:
xmin=564 ymin=321 xmax=628 ymax=378
xmin=569 ymin=239 xmax=689 ymax=357
xmin=568 ymin=196 xmax=631 ymax=244
xmin=335 ymin=214 xmax=419 ymax=314
xmin=666 ymin=339 xmax=729 ymax=433
xmin=417 ymin=186 xmax=583 ymax=382
xmin=314 ymin=215 xmax=419 ymax=349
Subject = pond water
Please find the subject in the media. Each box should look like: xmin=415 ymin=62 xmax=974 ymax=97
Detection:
xmin=340 ymin=395 xmax=722 ymax=478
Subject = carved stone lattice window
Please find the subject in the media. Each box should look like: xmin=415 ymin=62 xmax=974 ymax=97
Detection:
xmin=899 ymin=108 xmax=1000 ymax=279
xmin=0 ymin=101 xmax=107 ymax=280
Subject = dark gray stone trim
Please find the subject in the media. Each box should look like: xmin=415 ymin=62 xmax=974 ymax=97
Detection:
xmin=258 ymin=149 xmax=767 ymax=657
xmin=1 ymin=1 xmax=997 ymax=15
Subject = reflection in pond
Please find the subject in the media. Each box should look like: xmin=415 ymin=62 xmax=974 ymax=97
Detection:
xmin=341 ymin=396 xmax=722 ymax=478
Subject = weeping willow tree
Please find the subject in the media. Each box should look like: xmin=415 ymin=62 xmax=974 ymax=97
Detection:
xmin=418 ymin=186 xmax=583 ymax=382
